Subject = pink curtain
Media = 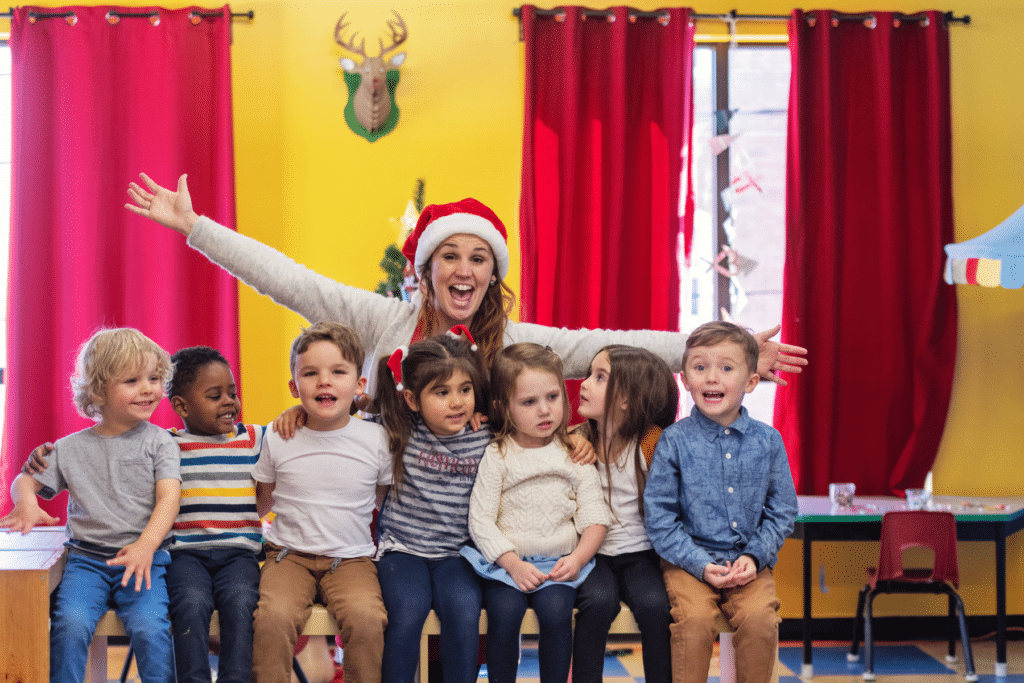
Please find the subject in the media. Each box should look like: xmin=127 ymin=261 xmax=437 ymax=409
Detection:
xmin=520 ymin=5 xmax=694 ymax=332
xmin=774 ymin=10 xmax=956 ymax=496
xmin=520 ymin=6 xmax=694 ymax=418
xmin=2 ymin=5 xmax=239 ymax=520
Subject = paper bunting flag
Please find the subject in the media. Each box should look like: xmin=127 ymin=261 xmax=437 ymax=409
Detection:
xmin=731 ymin=170 xmax=763 ymax=194
xmin=713 ymin=247 xmax=759 ymax=279
xmin=709 ymin=133 xmax=741 ymax=155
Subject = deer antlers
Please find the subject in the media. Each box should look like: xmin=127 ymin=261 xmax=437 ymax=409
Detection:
xmin=334 ymin=10 xmax=407 ymax=58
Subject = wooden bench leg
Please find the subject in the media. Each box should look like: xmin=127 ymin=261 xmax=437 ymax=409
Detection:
xmin=719 ymin=632 xmax=737 ymax=683
xmin=87 ymin=635 xmax=108 ymax=683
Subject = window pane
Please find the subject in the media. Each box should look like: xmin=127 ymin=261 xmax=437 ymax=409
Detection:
xmin=680 ymin=45 xmax=790 ymax=424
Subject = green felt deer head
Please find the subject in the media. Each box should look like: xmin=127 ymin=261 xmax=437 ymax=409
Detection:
xmin=335 ymin=11 xmax=407 ymax=142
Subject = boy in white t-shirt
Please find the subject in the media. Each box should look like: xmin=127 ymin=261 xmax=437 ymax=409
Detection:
xmin=252 ymin=322 xmax=392 ymax=683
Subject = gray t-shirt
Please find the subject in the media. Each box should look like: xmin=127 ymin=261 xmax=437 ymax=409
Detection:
xmin=33 ymin=422 xmax=181 ymax=549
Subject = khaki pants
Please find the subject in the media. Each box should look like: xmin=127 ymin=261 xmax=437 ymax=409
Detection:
xmin=661 ymin=561 xmax=779 ymax=683
xmin=252 ymin=543 xmax=387 ymax=683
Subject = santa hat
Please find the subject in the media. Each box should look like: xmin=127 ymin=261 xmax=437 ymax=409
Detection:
xmin=387 ymin=346 xmax=408 ymax=391
xmin=401 ymin=198 xmax=510 ymax=279
xmin=446 ymin=324 xmax=478 ymax=351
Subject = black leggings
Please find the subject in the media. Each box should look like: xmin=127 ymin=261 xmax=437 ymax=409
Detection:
xmin=483 ymin=580 xmax=576 ymax=683
xmin=572 ymin=550 xmax=672 ymax=683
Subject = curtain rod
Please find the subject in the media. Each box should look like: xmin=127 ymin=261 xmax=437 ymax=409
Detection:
xmin=0 ymin=7 xmax=254 ymax=20
xmin=512 ymin=7 xmax=971 ymax=25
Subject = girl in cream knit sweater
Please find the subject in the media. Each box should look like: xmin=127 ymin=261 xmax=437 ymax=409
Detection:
xmin=463 ymin=343 xmax=608 ymax=683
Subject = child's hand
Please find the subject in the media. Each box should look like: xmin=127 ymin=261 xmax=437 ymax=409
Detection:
xmin=354 ymin=394 xmax=374 ymax=413
xmin=22 ymin=442 xmax=54 ymax=475
xmin=469 ymin=411 xmax=489 ymax=431
xmin=567 ymin=432 xmax=597 ymax=465
xmin=107 ymin=541 xmax=157 ymax=591
xmin=548 ymin=553 xmax=585 ymax=582
xmin=728 ymin=555 xmax=758 ymax=587
xmin=272 ymin=405 xmax=307 ymax=439
xmin=703 ymin=562 xmax=735 ymax=589
xmin=499 ymin=553 xmax=549 ymax=592
xmin=0 ymin=501 xmax=59 ymax=534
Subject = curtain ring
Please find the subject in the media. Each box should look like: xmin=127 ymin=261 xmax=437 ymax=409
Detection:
xmin=189 ymin=11 xmax=203 ymax=25
xmin=629 ymin=14 xmax=637 ymax=23
xmin=807 ymin=15 xmax=816 ymax=27
xmin=863 ymin=16 xmax=877 ymax=29
xmin=606 ymin=14 xmax=615 ymax=23
xmin=555 ymin=11 xmax=565 ymax=23
xmin=922 ymin=16 xmax=931 ymax=27
xmin=830 ymin=16 xmax=839 ymax=28
xmin=658 ymin=11 xmax=670 ymax=26
xmin=149 ymin=14 xmax=160 ymax=26
xmin=105 ymin=10 xmax=119 ymax=25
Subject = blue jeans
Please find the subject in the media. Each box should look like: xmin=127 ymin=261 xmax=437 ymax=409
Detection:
xmin=167 ymin=548 xmax=261 ymax=683
xmin=482 ymin=580 xmax=575 ymax=683
xmin=377 ymin=552 xmax=483 ymax=683
xmin=51 ymin=551 xmax=174 ymax=683
xmin=572 ymin=550 xmax=672 ymax=683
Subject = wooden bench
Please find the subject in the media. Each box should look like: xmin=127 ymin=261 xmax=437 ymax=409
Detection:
xmin=419 ymin=605 xmax=779 ymax=683
xmin=89 ymin=606 xmax=340 ymax=683
xmin=93 ymin=604 xmax=779 ymax=683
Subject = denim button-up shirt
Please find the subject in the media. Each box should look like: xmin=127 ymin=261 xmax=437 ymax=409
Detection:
xmin=643 ymin=406 xmax=798 ymax=580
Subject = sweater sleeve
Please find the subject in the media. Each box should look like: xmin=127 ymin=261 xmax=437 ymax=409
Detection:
xmin=572 ymin=460 xmax=611 ymax=534
xmin=467 ymin=444 xmax=516 ymax=563
xmin=506 ymin=320 xmax=688 ymax=379
xmin=186 ymin=216 xmax=416 ymax=362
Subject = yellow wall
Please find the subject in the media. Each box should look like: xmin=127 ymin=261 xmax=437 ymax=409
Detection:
xmin=9 ymin=0 xmax=1024 ymax=620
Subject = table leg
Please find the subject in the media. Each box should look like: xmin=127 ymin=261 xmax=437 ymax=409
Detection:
xmin=995 ymin=532 xmax=1007 ymax=678
xmin=803 ymin=535 xmax=813 ymax=678
xmin=0 ymin=569 xmax=51 ymax=683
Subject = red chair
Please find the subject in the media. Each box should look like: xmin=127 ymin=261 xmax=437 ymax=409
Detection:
xmin=848 ymin=510 xmax=976 ymax=681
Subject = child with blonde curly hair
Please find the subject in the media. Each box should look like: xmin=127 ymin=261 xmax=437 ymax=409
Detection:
xmin=2 ymin=327 xmax=181 ymax=683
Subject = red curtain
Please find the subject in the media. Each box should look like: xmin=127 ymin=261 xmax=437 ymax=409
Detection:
xmin=2 ymin=6 xmax=239 ymax=520
xmin=520 ymin=5 xmax=694 ymax=334
xmin=774 ymin=10 xmax=956 ymax=496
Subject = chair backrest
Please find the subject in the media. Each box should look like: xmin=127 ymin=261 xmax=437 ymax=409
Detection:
xmin=876 ymin=510 xmax=959 ymax=587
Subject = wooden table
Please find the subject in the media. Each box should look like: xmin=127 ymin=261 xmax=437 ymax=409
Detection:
xmin=793 ymin=495 xmax=1024 ymax=678
xmin=0 ymin=527 xmax=67 ymax=683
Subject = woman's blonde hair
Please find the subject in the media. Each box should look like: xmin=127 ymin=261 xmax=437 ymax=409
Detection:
xmin=416 ymin=262 xmax=516 ymax=371
xmin=489 ymin=343 xmax=572 ymax=453
xmin=71 ymin=328 xmax=171 ymax=419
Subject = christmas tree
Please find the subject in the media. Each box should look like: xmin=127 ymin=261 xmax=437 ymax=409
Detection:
xmin=375 ymin=179 xmax=425 ymax=299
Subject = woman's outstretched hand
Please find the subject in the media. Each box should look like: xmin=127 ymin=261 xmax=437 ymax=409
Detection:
xmin=753 ymin=325 xmax=808 ymax=386
xmin=125 ymin=173 xmax=200 ymax=237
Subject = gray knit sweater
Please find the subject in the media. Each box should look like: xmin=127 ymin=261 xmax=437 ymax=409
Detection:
xmin=187 ymin=216 xmax=689 ymax=394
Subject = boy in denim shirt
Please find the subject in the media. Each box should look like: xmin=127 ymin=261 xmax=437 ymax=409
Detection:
xmin=644 ymin=321 xmax=797 ymax=683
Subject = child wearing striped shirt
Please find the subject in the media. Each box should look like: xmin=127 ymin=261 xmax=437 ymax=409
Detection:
xmin=166 ymin=346 xmax=264 ymax=683
xmin=372 ymin=330 xmax=493 ymax=683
